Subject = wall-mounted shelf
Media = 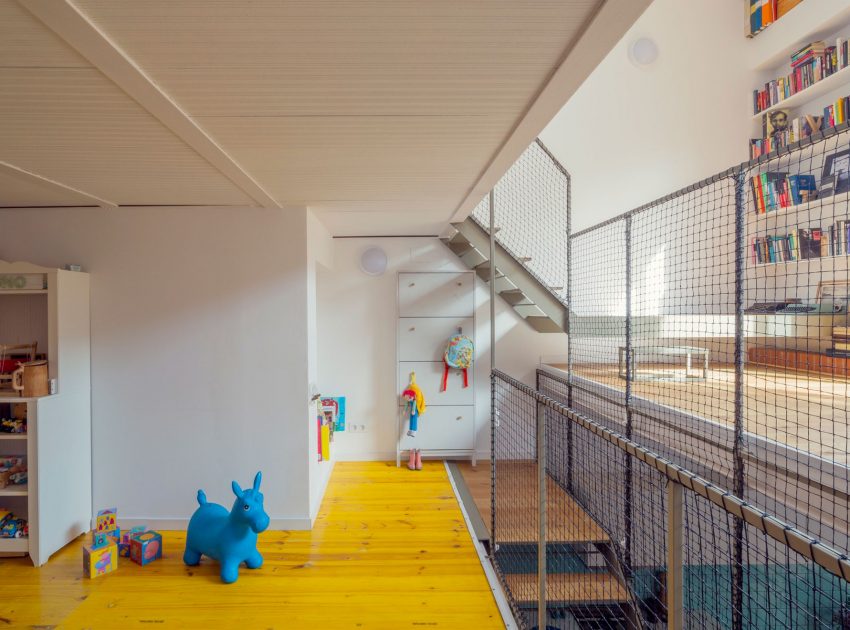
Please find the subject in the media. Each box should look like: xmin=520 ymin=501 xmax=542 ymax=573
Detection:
xmin=753 ymin=64 xmax=850 ymax=118
xmin=0 ymin=484 xmax=28 ymax=497
xmin=0 ymin=290 xmax=48 ymax=296
xmin=0 ymin=434 xmax=27 ymax=441
xmin=753 ymin=253 xmax=850 ymax=267
xmin=748 ymin=0 xmax=850 ymax=70
xmin=747 ymin=190 xmax=850 ymax=223
xmin=0 ymin=537 xmax=29 ymax=553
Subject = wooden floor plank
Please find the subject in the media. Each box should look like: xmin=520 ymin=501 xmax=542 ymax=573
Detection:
xmin=1 ymin=461 xmax=504 ymax=629
xmin=455 ymin=460 xmax=609 ymax=544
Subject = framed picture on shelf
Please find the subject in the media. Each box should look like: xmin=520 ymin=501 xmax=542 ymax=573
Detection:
xmin=822 ymin=149 xmax=850 ymax=196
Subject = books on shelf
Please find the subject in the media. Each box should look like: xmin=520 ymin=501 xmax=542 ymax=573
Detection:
xmin=749 ymin=0 xmax=779 ymax=37
xmin=750 ymin=172 xmax=816 ymax=213
xmin=753 ymin=39 xmax=848 ymax=115
xmin=750 ymin=94 xmax=850 ymax=158
xmin=752 ymin=222 xmax=850 ymax=264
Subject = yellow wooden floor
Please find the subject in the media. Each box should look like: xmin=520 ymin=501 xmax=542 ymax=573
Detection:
xmin=0 ymin=461 xmax=504 ymax=629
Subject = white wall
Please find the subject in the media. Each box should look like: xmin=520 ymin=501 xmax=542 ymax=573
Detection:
xmin=307 ymin=212 xmax=335 ymax=519
xmin=0 ymin=206 xmax=320 ymax=529
xmin=316 ymin=237 xmax=568 ymax=461
xmin=541 ymin=0 xmax=753 ymax=232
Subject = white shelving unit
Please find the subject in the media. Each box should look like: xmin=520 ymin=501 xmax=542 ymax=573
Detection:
xmin=0 ymin=261 xmax=91 ymax=566
xmin=748 ymin=1 xmax=850 ymax=153
xmin=753 ymin=65 xmax=850 ymax=118
xmin=747 ymin=0 xmax=850 ymax=70
xmin=395 ymin=271 xmax=476 ymax=466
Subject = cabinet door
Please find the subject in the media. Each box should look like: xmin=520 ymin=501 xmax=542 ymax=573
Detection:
xmin=398 ymin=405 xmax=474 ymax=451
xmin=399 ymin=361 xmax=474 ymax=406
xmin=398 ymin=272 xmax=474 ymax=317
xmin=398 ymin=317 xmax=474 ymax=362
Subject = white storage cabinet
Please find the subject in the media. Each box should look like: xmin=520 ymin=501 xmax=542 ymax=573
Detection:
xmin=396 ymin=271 xmax=476 ymax=465
xmin=0 ymin=261 xmax=91 ymax=566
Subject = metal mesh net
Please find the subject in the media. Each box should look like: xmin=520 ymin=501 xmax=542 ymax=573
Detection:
xmin=471 ymin=140 xmax=570 ymax=303
xmin=485 ymin=125 xmax=850 ymax=629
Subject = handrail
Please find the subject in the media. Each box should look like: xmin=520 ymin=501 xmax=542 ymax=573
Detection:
xmin=493 ymin=368 xmax=850 ymax=583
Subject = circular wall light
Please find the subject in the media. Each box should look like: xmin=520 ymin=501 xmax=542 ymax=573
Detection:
xmin=628 ymin=37 xmax=659 ymax=67
xmin=359 ymin=246 xmax=388 ymax=276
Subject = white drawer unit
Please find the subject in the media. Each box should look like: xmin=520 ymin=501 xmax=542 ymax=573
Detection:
xmin=396 ymin=271 xmax=476 ymax=466
xmin=399 ymin=406 xmax=474 ymax=452
xmin=398 ymin=272 xmax=474 ymax=317
xmin=398 ymin=317 xmax=474 ymax=362
xmin=399 ymin=361 xmax=474 ymax=407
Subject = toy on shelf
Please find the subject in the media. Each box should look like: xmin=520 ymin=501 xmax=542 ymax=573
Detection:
xmin=0 ymin=457 xmax=25 ymax=488
xmin=0 ymin=418 xmax=25 ymax=434
xmin=0 ymin=510 xmax=27 ymax=538
xmin=184 ymin=471 xmax=270 ymax=584
xmin=130 ymin=530 xmax=162 ymax=566
xmin=441 ymin=332 xmax=473 ymax=391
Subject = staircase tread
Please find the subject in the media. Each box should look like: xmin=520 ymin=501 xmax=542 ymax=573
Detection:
xmin=504 ymin=571 xmax=629 ymax=604
xmin=455 ymin=461 xmax=609 ymax=544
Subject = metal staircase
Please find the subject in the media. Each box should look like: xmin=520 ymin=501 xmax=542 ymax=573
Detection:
xmin=441 ymin=216 xmax=568 ymax=333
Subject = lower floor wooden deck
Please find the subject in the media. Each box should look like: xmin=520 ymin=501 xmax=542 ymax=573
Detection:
xmin=454 ymin=460 xmax=629 ymax=606
xmin=0 ymin=462 xmax=503 ymax=629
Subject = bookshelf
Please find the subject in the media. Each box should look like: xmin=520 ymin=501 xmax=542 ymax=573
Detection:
xmin=747 ymin=189 xmax=850 ymax=223
xmin=752 ymin=64 xmax=850 ymax=118
xmin=747 ymin=0 xmax=850 ymax=69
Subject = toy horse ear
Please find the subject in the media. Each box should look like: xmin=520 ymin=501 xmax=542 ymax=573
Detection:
xmin=231 ymin=480 xmax=243 ymax=498
xmin=253 ymin=471 xmax=262 ymax=492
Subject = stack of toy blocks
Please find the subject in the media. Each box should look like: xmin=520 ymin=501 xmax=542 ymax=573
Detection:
xmin=83 ymin=508 xmax=119 ymax=578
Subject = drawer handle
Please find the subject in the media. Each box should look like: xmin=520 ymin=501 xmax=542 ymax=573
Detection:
xmin=456 ymin=416 xmax=463 ymax=421
xmin=409 ymin=282 xmax=415 ymax=287
xmin=409 ymin=326 xmax=416 ymax=332
xmin=457 ymin=282 xmax=463 ymax=286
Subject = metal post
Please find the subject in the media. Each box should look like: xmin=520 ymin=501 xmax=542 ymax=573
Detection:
xmin=731 ymin=170 xmax=746 ymax=630
xmin=489 ymin=189 xmax=497 ymax=556
xmin=624 ymin=215 xmax=633 ymax=579
xmin=666 ymin=481 xmax=684 ymax=630
xmin=537 ymin=399 xmax=547 ymax=630
xmin=565 ymin=171 xmax=574 ymax=494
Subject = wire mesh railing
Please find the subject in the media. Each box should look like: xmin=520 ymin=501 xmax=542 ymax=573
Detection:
xmin=486 ymin=123 xmax=850 ymax=628
xmin=493 ymin=369 xmax=850 ymax=629
xmin=471 ymin=139 xmax=570 ymax=304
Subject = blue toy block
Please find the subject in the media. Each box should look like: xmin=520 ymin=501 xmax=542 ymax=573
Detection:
xmin=183 ymin=471 xmax=269 ymax=584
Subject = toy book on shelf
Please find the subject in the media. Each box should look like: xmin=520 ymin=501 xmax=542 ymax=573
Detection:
xmin=0 ymin=509 xmax=27 ymax=538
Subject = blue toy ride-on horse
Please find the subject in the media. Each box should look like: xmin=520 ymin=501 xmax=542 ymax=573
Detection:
xmin=184 ymin=471 xmax=270 ymax=583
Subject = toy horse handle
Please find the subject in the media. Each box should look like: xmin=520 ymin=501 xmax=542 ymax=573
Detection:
xmin=197 ymin=489 xmax=207 ymax=506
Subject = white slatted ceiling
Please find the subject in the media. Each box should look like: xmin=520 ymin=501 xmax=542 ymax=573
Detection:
xmin=0 ymin=1 xmax=253 ymax=207
xmin=0 ymin=169 xmax=94 ymax=207
xmin=2 ymin=0 xmax=604 ymax=233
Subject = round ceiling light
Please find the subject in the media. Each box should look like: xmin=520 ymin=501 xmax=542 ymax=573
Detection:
xmin=359 ymin=246 xmax=388 ymax=276
xmin=628 ymin=37 xmax=659 ymax=67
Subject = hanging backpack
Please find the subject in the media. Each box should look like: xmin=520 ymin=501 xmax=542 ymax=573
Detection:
xmin=441 ymin=334 xmax=474 ymax=391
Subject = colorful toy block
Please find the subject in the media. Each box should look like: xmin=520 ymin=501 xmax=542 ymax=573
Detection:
xmin=83 ymin=540 xmax=117 ymax=578
xmin=119 ymin=526 xmax=146 ymax=558
xmin=130 ymin=530 xmax=162 ymax=566
xmin=95 ymin=507 xmax=118 ymax=536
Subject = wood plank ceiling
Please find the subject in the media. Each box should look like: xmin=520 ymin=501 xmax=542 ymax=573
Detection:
xmin=0 ymin=0 xmax=644 ymax=235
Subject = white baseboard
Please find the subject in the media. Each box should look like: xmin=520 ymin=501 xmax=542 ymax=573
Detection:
xmin=310 ymin=460 xmax=336 ymax=525
xmin=335 ymin=451 xmax=397 ymax=462
xmin=103 ymin=517 xmax=313 ymax=531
